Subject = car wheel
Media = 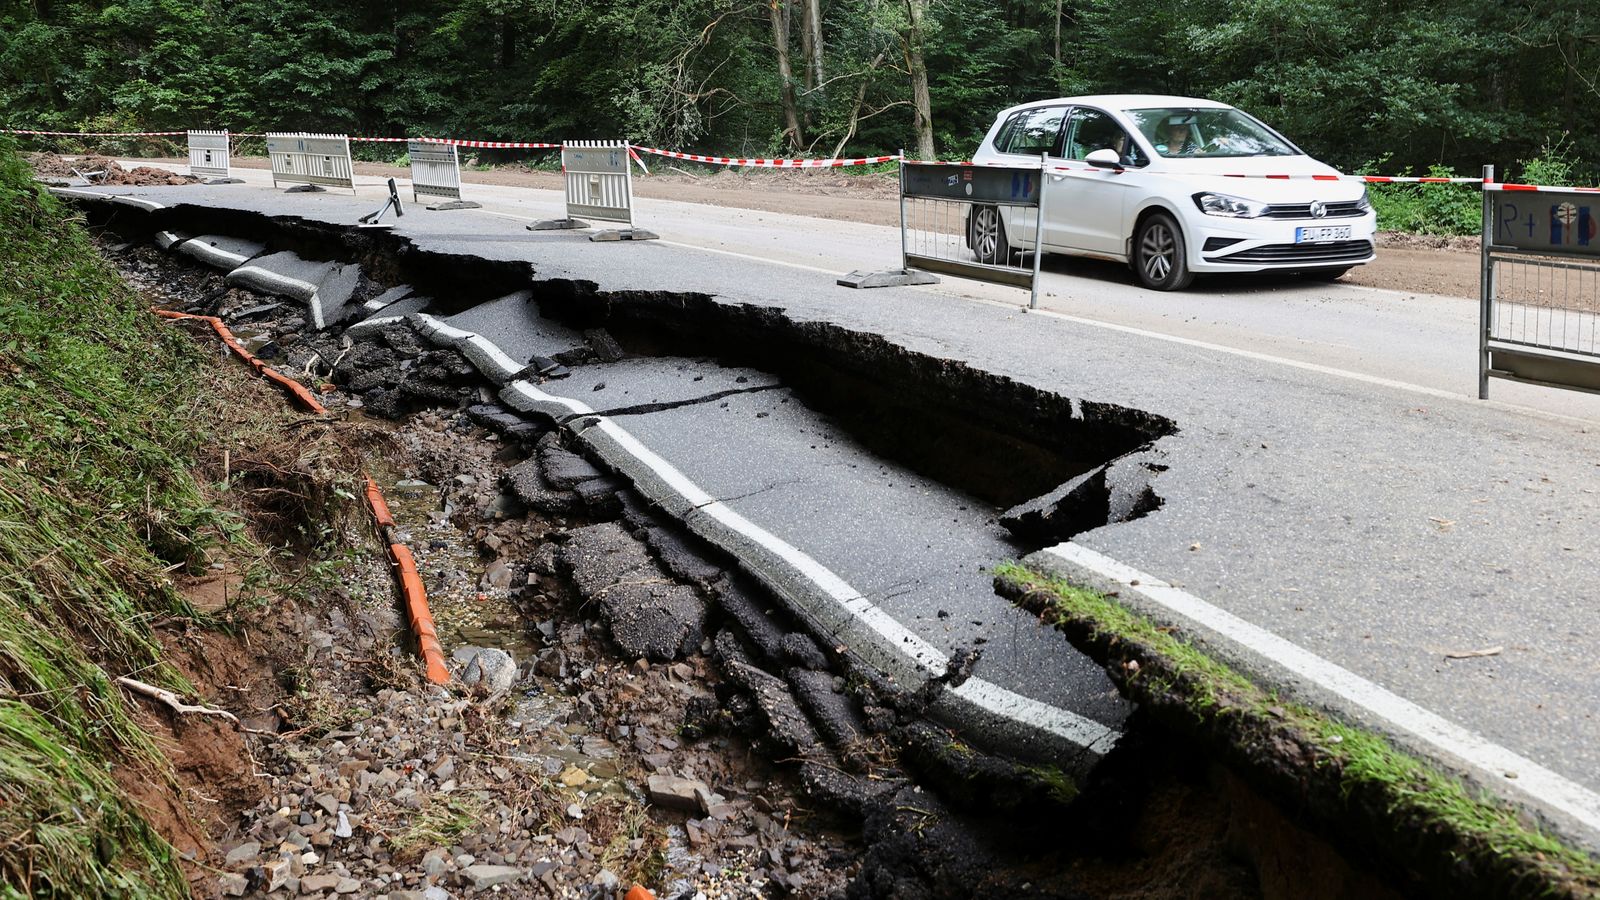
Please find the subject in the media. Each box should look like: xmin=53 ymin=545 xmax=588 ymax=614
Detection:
xmin=969 ymin=204 xmax=1011 ymax=265
xmin=1305 ymin=266 xmax=1352 ymax=282
xmin=1133 ymin=212 xmax=1195 ymax=291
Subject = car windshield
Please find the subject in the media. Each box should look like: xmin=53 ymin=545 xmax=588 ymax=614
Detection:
xmin=1126 ymin=107 xmax=1299 ymax=158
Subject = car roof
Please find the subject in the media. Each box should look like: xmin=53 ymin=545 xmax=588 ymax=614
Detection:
xmin=995 ymin=95 xmax=1235 ymax=118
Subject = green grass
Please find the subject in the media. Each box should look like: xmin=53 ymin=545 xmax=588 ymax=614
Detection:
xmin=995 ymin=561 xmax=1600 ymax=896
xmin=390 ymin=794 xmax=487 ymax=859
xmin=0 ymin=136 xmax=230 ymax=897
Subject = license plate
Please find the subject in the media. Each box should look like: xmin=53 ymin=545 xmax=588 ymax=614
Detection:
xmin=1295 ymin=225 xmax=1351 ymax=243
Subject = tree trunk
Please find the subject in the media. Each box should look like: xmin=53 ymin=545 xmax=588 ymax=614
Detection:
xmin=904 ymin=0 xmax=935 ymax=160
xmin=500 ymin=14 xmax=516 ymax=68
xmin=769 ymin=0 xmax=805 ymax=151
xmin=1054 ymin=0 xmax=1062 ymax=62
xmin=801 ymin=0 xmax=825 ymax=92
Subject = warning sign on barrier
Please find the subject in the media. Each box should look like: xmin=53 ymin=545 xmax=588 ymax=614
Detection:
xmin=187 ymin=130 xmax=231 ymax=180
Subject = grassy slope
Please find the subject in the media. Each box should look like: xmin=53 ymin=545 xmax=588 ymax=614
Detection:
xmin=995 ymin=561 xmax=1600 ymax=900
xmin=0 ymin=138 xmax=222 ymax=898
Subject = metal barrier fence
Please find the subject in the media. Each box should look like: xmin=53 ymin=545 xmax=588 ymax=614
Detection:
xmin=407 ymin=139 xmax=478 ymax=209
xmin=266 ymin=132 xmax=355 ymax=192
xmin=186 ymin=130 xmax=230 ymax=179
xmin=898 ymin=157 xmax=1047 ymax=305
xmin=1479 ymin=165 xmax=1600 ymax=397
xmin=563 ymin=140 xmax=634 ymax=225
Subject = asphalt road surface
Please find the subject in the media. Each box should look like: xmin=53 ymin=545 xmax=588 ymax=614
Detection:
xmin=77 ymin=167 xmax=1600 ymax=850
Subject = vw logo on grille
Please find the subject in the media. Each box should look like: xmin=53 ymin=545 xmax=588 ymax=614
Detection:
xmin=1309 ymin=200 xmax=1328 ymax=218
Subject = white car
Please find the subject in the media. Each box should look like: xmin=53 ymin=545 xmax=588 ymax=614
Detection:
xmin=967 ymin=94 xmax=1376 ymax=290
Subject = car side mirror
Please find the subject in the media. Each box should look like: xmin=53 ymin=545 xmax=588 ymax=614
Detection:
xmin=1085 ymin=149 xmax=1124 ymax=170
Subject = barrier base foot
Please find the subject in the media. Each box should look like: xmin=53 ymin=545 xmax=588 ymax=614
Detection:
xmin=285 ymin=184 xmax=326 ymax=193
xmin=528 ymin=217 xmax=590 ymax=231
xmin=357 ymin=223 xmax=395 ymax=230
xmin=204 ymin=177 xmax=244 ymax=185
xmin=589 ymin=228 xmax=660 ymax=242
xmin=836 ymin=268 xmax=941 ymax=289
xmin=426 ymin=200 xmax=482 ymax=211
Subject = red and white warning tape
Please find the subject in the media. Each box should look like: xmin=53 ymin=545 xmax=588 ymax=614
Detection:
xmin=2 ymin=128 xmax=186 ymax=137
xmin=351 ymin=136 xmax=561 ymax=149
xmin=17 ymin=126 xmax=1600 ymax=193
xmin=635 ymin=146 xmax=899 ymax=168
xmin=1484 ymin=182 xmax=1600 ymax=194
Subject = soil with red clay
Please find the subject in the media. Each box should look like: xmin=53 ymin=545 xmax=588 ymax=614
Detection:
xmin=123 ymin=155 xmax=1481 ymax=300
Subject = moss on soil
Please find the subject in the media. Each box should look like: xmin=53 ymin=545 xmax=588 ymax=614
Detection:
xmin=994 ymin=560 xmax=1600 ymax=900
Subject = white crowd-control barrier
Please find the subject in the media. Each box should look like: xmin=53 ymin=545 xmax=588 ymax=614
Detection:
xmin=266 ymin=132 xmax=355 ymax=193
xmin=564 ymin=140 xmax=634 ymax=225
xmin=407 ymin=139 xmax=478 ymax=210
xmin=186 ymin=130 xmax=231 ymax=179
xmin=529 ymin=140 xmax=655 ymax=240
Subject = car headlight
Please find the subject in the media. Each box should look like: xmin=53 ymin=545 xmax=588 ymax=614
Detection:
xmin=1355 ymin=188 xmax=1372 ymax=212
xmin=1193 ymin=192 xmax=1269 ymax=218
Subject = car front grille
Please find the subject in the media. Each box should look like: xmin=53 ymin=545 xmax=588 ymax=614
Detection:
xmin=1262 ymin=201 xmax=1367 ymax=219
xmin=1220 ymin=240 xmax=1374 ymax=264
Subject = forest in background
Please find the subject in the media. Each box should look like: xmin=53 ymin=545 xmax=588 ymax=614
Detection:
xmin=0 ymin=0 xmax=1594 ymax=179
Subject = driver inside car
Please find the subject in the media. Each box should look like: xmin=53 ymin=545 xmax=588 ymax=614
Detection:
xmin=1155 ymin=118 xmax=1198 ymax=155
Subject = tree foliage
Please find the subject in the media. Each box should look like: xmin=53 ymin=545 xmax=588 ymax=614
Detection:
xmin=0 ymin=0 xmax=1594 ymax=176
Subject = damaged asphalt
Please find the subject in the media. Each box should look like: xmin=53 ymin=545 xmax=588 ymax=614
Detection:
xmin=54 ymin=179 xmax=1600 ymax=851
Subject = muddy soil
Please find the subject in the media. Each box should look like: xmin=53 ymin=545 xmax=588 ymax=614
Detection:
xmin=115 ymin=155 xmax=1481 ymax=300
xmin=31 ymin=151 xmax=201 ymax=185
xmin=94 ymin=230 xmax=1407 ymax=900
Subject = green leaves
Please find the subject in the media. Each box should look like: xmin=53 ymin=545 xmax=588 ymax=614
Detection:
xmin=0 ymin=0 xmax=1594 ymax=176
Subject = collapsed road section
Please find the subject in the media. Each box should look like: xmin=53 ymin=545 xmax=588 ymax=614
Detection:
xmin=88 ymin=194 xmax=1179 ymax=768
xmin=69 ymin=184 xmax=1578 ymax=898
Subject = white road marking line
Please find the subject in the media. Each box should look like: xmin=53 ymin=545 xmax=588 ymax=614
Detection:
xmin=1043 ymin=541 xmax=1600 ymax=838
xmin=414 ymin=320 xmax=1120 ymax=756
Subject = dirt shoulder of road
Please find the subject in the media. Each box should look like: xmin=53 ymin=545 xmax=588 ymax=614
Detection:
xmin=128 ymin=155 xmax=1483 ymax=300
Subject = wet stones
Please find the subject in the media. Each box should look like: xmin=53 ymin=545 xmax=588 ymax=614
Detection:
xmin=451 ymin=646 xmax=518 ymax=697
xmin=557 ymin=522 xmax=706 ymax=661
xmin=645 ymin=774 xmax=713 ymax=813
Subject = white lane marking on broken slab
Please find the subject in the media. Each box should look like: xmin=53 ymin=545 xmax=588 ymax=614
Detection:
xmin=700 ymin=501 xmax=1119 ymax=753
xmin=590 ymin=418 xmax=717 ymax=509
xmin=951 ymin=678 xmax=1121 ymax=755
xmin=413 ymin=316 xmax=525 ymax=384
xmin=179 ymin=242 xmax=251 ymax=270
xmin=345 ymin=314 xmax=410 ymax=338
xmin=226 ymin=266 xmax=324 ymax=329
xmin=1043 ymin=541 xmax=1600 ymax=838
xmin=412 ymin=320 xmax=1122 ymax=757
xmin=112 ymin=195 xmax=165 ymax=211
xmin=501 ymin=380 xmax=594 ymax=418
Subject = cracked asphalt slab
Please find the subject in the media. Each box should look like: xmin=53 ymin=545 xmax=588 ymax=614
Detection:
xmin=604 ymin=388 xmax=1126 ymax=723
xmin=60 ymin=179 xmax=1600 ymax=847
